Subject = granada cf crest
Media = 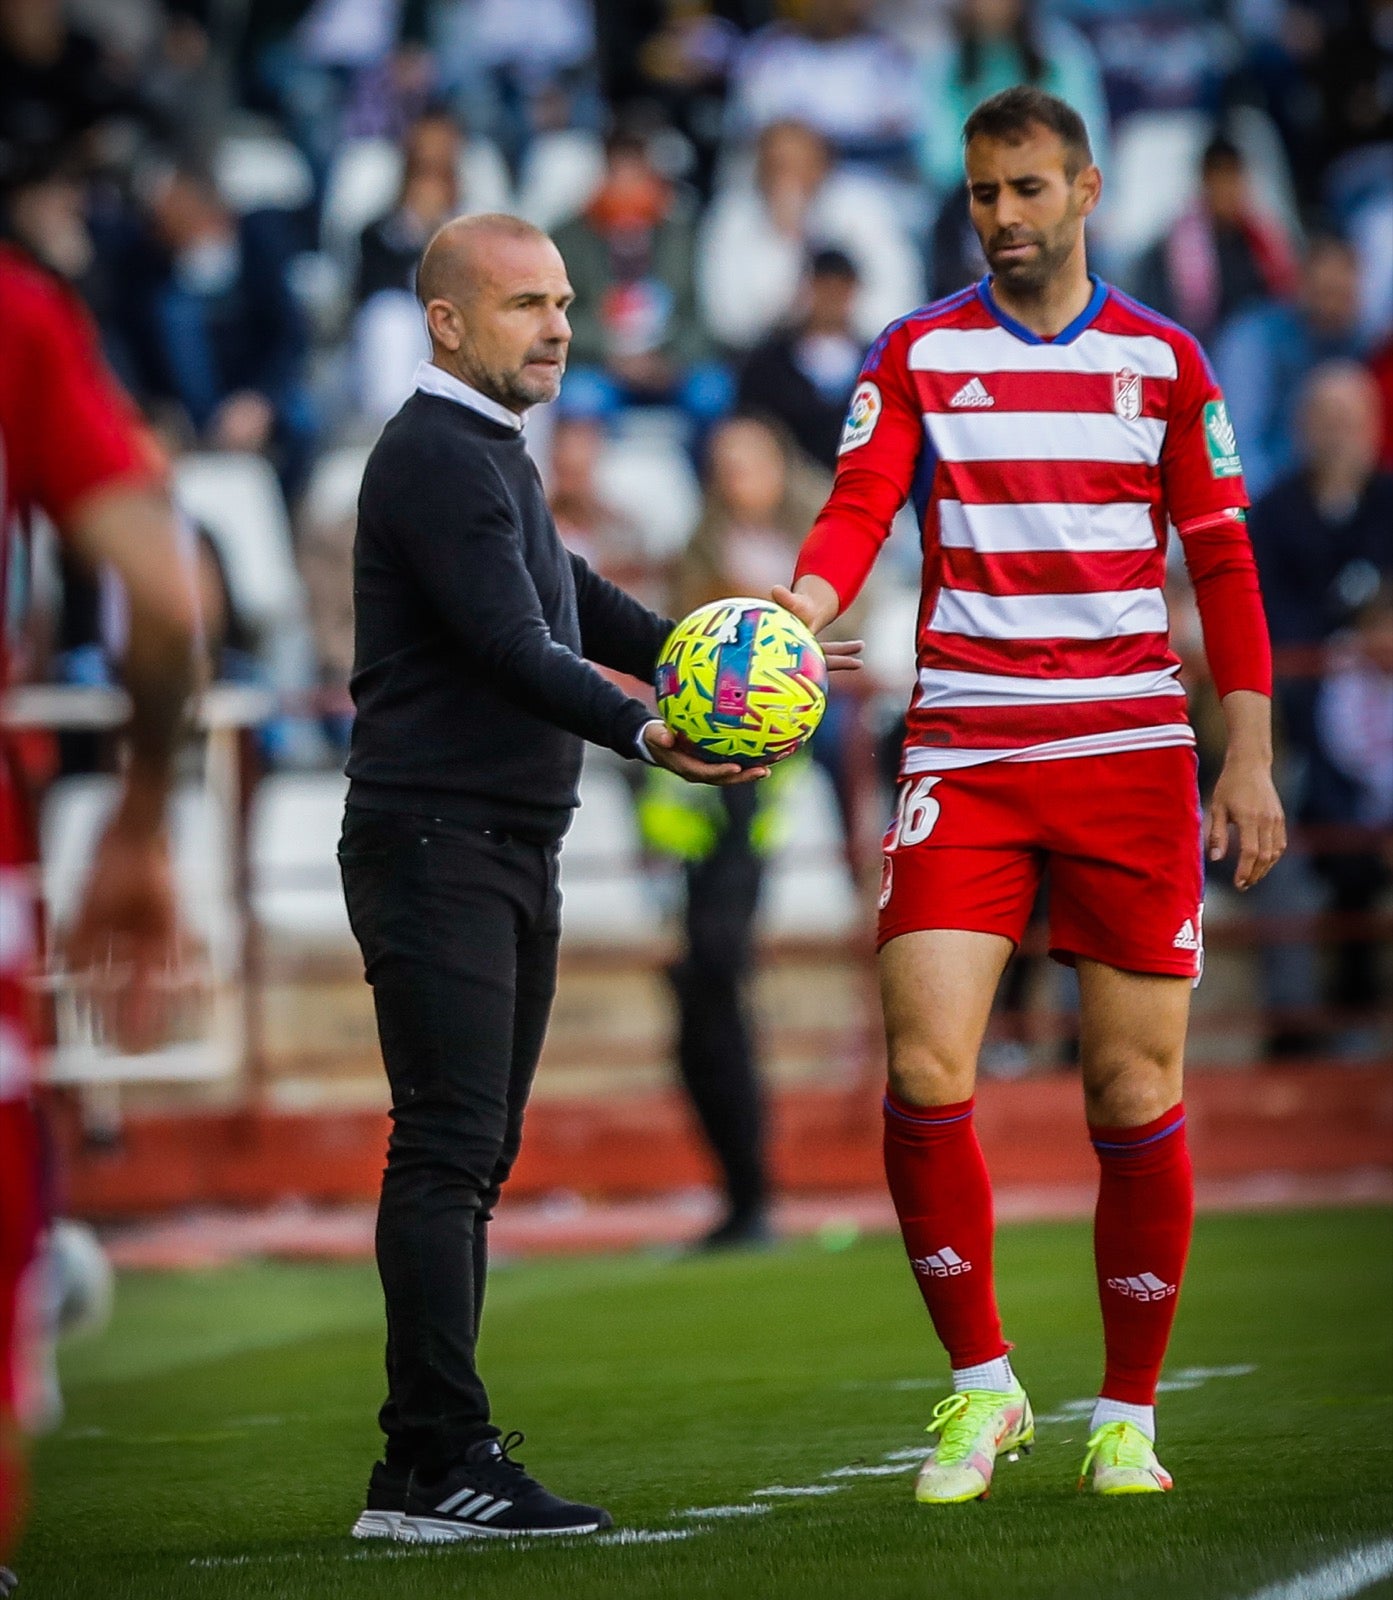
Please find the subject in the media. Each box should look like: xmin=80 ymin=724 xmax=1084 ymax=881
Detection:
xmin=1113 ymin=366 xmax=1141 ymax=421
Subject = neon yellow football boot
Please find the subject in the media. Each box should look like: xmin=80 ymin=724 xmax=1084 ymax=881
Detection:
xmin=914 ymin=1385 xmax=1034 ymax=1504
xmin=1078 ymin=1420 xmax=1173 ymax=1494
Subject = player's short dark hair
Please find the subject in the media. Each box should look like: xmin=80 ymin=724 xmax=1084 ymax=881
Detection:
xmin=962 ymin=86 xmax=1093 ymax=177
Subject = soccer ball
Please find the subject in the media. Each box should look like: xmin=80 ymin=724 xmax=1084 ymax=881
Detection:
xmin=654 ymin=597 xmax=828 ymax=766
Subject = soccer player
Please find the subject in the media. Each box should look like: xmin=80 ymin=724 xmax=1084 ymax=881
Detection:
xmin=0 ymin=237 xmax=196 ymax=1568
xmin=777 ymin=87 xmax=1285 ymax=1500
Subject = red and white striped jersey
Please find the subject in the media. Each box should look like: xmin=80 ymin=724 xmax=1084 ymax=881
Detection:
xmin=796 ymin=275 xmax=1269 ymax=774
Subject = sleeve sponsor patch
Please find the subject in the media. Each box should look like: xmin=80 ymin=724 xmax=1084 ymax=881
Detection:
xmin=838 ymin=380 xmax=881 ymax=455
xmin=1203 ymin=400 xmax=1243 ymax=478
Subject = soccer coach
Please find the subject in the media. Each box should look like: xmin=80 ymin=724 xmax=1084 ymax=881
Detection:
xmin=339 ymin=213 xmax=783 ymax=1543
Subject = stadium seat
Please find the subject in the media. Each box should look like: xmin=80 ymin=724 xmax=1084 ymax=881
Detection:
xmin=513 ymin=130 xmax=605 ymax=230
xmin=173 ymin=452 xmax=299 ymax=632
xmin=214 ymin=131 xmax=315 ymax=214
xmin=595 ymin=433 xmax=702 ymax=561
xmin=320 ymin=138 xmax=401 ymax=262
xmin=762 ymin=761 xmax=859 ymax=939
xmin=352 ymin=289 xmax=429 ymax=423
xmin=172 ymin=453 xmax=319 ymax=718
xmin=301 ymin=443 xmax=372 ymax=533
xmin=559 ymin=753 xmax=663 ymax=942
xmin=249 ymin=771 xmax=354 ymax=944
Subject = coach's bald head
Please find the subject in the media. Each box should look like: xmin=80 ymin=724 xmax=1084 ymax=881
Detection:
xmin=417 ymin=213 xmax=574 ymax=413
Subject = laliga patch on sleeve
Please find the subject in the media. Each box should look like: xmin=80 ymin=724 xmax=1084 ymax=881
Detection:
xmin=839 ymin=380 xmax=881 ymax=454
xmin=1203 ymin=400 xmax=1243 ymax=477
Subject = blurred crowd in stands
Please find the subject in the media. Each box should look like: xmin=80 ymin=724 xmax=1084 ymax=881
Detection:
xmin=2 ymin=0 xmax=1390 ymax=1063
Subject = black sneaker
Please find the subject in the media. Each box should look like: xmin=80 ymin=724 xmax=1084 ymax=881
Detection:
xmin=693 ymin=1209 xmax=774 ymax=1252
xmin=401 ymin=1432 xmax=612 ymax=1541
xmin=350 ymin=1459 xmax=409 ymax=1539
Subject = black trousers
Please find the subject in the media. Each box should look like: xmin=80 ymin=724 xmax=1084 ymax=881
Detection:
xmin=668 ymin=784 xmax=767 ymax=1221
xmin=339 ymin=804 xmax=560 ymax=1477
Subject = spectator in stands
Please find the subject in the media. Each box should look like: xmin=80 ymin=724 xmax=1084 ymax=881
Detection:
xmin=1251 ymin=361 xmax=1393 ymax=761
xmin=735 ymin=247 xmax=864 ymax=471
xmin=546 ymin=413 xmax=657 ymax=607
xmin=0 ymin=0 xmax=155 ymax=175
xmin=432 ymin=0 xmax=600 ymax=171
xmin=349 ymin=106 xmax=463 ymax=423
xmin=356 ymin=106 xmax=462 ymax=304
xmin=724 ymin=0 xmax=918 ymax=175
xmin=132 ymin=160 xmax=318 ymax=502
xmin=916 ymin=0 xmax=1109 ymax=198
xmin=698 ymin=119 xmax=922 ymax=352
xmin=1215 ymin=234 xmax=1368 ymax=499
xmin=240 ymin=0 xmax=433 ymax=199
xmin=607 ymin=1 xmax=747 ymax=198
xmin=1308 ymin=584 xmax=1393 ymax=1044
xmin=1249 ymin=362 xmax=1392 ymax=1055
xmin=551 ymin=123 xmax=727 ymax=432
xmin=1131 ymin=133 xmax=1299 ymax=343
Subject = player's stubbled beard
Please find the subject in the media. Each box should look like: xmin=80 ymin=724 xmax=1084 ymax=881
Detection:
xmin=983 ymin=197 xmax=1085 ymax=295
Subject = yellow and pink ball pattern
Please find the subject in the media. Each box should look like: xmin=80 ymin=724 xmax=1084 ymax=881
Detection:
xmin=654 ymin=598 xmax=828 ymax=766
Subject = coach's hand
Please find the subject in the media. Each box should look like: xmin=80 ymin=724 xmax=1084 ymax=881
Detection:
xmin=641 ymin=721 xmax=769 ymax=785
xmin=1207 ymin=756 xmax=1286 ymax=891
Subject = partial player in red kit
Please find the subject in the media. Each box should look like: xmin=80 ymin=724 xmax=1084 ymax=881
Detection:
xmin=0 ymin=240 xmax=196 ymax=1569
xmin=777 ymin=88 xmax=1284 ymax=1501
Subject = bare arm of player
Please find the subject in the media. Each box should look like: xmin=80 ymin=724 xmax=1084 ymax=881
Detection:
xmin=62 ymin=484 xmax=199 ymax=1050
xmin=1206 ymin=689 xmax=1286 ymax=893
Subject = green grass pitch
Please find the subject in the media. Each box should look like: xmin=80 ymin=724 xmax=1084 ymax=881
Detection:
xmin=20 ymin=1206 xmax=1393 ymax=1599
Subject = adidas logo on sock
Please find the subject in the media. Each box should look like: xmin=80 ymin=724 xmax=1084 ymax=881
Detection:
xmin=1172 ymin=919 xmax=1199 ymax=951
xmin=949 ymin=377 xmax=994 ymax=408
xmin=1107 ymin=1271 xmax=1176 ymax=1302
xmin=911 ymin=1245 xmax=972 ymax=1278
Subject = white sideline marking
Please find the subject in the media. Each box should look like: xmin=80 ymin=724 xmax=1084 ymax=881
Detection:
xmin=753 ymin=1485 xmax=844 ymax=1497
xmin=881 ymin=1447 xmax=928 ymax=1463
xmin=679 ymin=1503 xmax=772 ymax=1519
xmin=595 ymin=1529 xmax=700 ymax=1546
xmin=822 ymin=1463 xmax=914 ymax=1479
xmin=1241 ymin=1539 xmax=1393 ymax=1600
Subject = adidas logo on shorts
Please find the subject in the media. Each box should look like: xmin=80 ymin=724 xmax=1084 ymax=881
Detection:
xmin=1172 ymin=919 xmax=1200 ymax=951
xmin=949 ymin=377 xmax=994 ymax=409
xmin=911 ymin=1246 xmax=972 ymax=1278
xmin=1107 ymin=1271 xmax=1176 ymax=1302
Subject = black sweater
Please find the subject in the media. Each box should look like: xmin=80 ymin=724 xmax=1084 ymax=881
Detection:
xmin=346 ymin=390 xmax=672 ymax=840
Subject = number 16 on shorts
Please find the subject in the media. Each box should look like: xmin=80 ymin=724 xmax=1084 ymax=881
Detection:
xmin=887 ymin=777 xmax=943 ymax=850
xmin=881 ymin=777 xmax=942 ymax=910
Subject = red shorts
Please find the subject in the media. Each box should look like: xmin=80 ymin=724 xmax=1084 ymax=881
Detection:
xmin=877 ymin=746 xmax=1204 ymax=980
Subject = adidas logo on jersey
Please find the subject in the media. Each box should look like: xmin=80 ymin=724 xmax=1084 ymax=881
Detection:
xmin=1172 ymin=919 xmax=1200 ymax=951
xmin=911 ymin=1245 xmax=971 ymax=1278
xmin=1107 ymin=1272 xmax=1176 ymax=1302
xmin=949 ymin=377 xmax=994 ymax=409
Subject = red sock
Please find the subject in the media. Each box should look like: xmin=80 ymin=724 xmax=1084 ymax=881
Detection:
xmin=1090 ymin=1105 xmax=1194 ymax=1405
xmin=883 ymin=1090 xmax=1008 ymax=1369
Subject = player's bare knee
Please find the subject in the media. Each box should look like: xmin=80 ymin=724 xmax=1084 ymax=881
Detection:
xmin=886 ymin=1041 xmax=975 ymax=1107
xmin=1082 ymin=1047 xmax=1182 ymax=1127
